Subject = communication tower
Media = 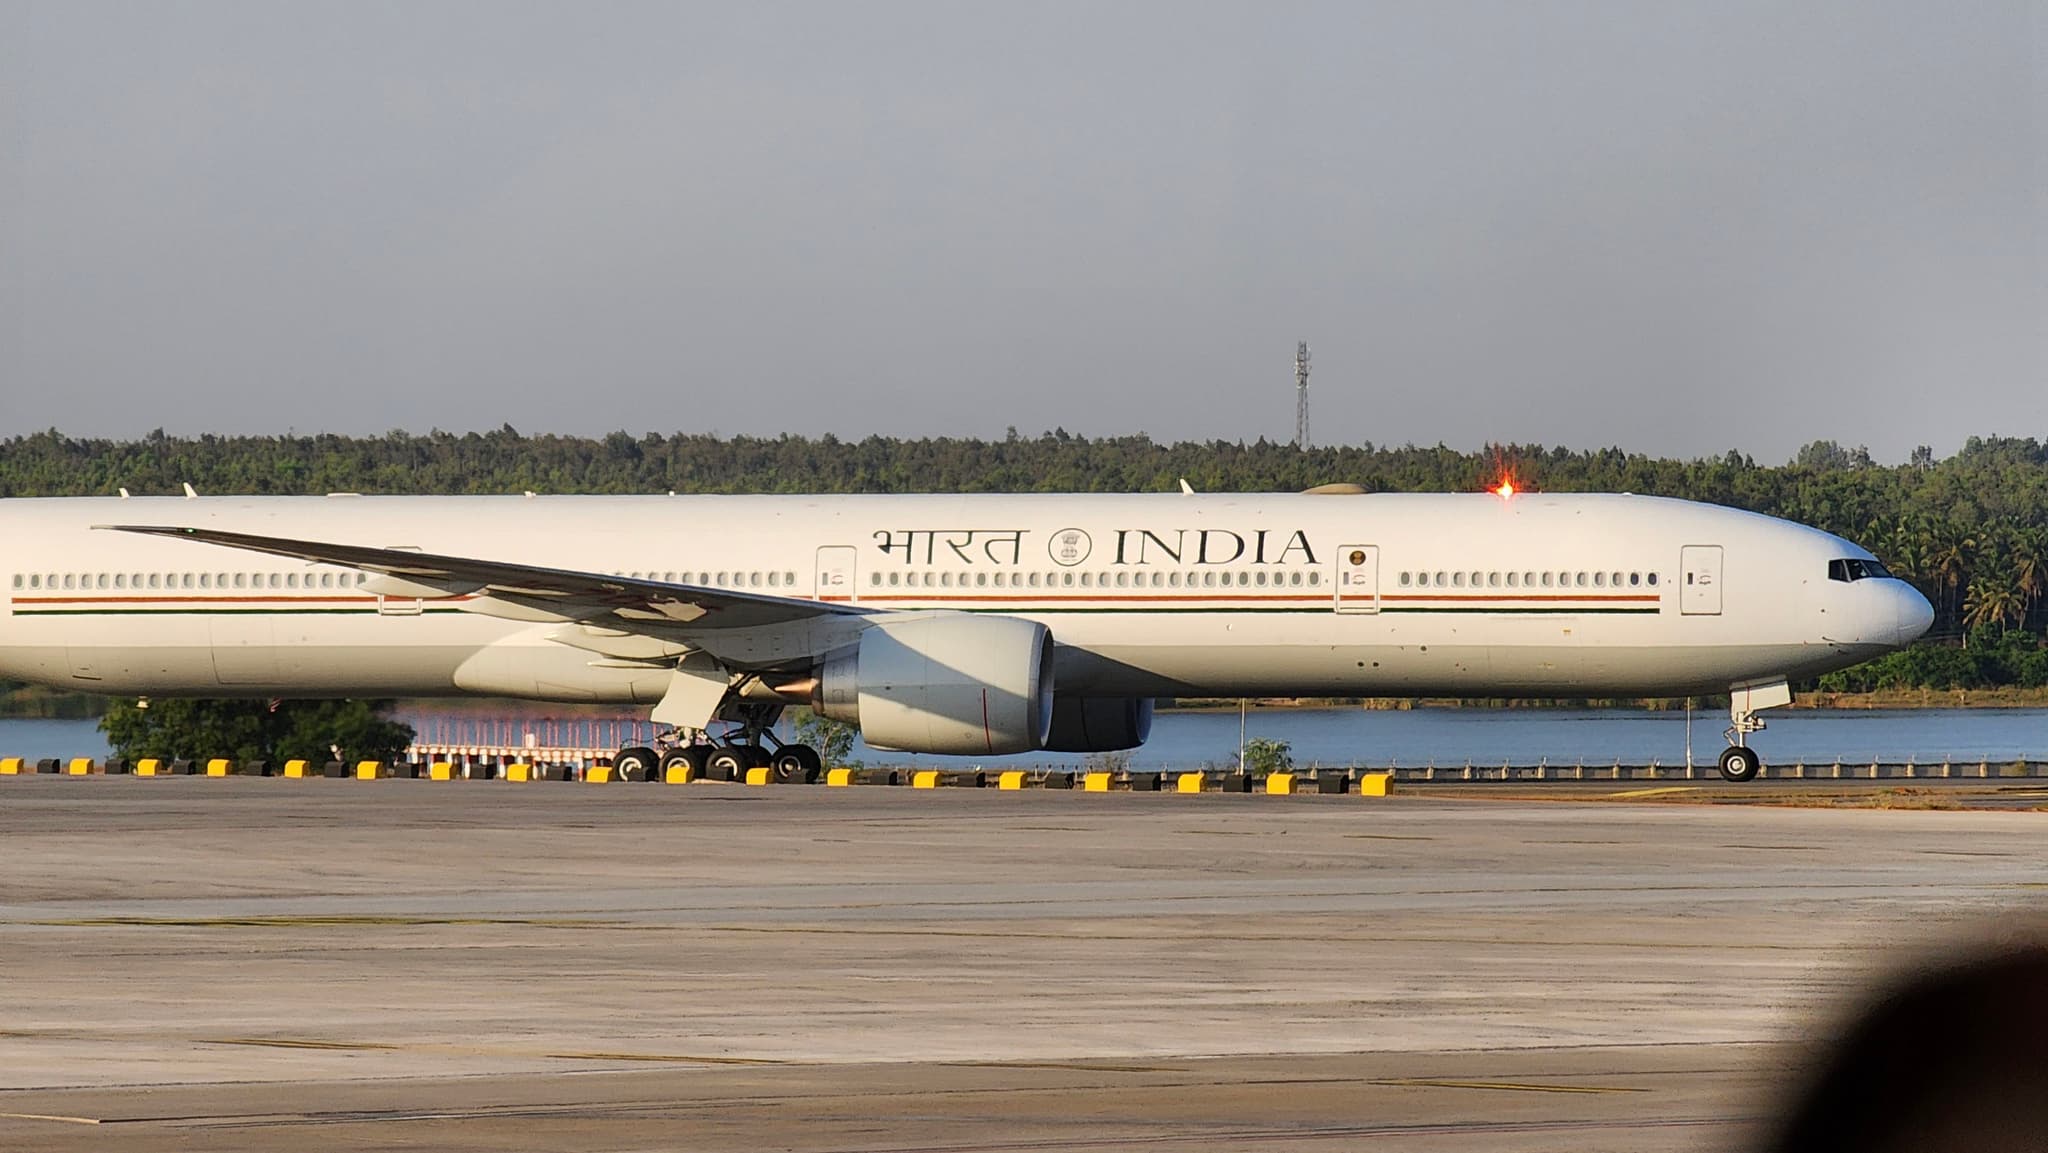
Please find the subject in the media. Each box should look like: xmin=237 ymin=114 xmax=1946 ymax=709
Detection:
xmin=1294 ymin=341 xmax=1311 ymax=449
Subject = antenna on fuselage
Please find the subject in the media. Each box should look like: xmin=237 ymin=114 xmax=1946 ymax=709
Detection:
xmin=1178 ymin=478 xmax=1196 ymax=495
xmin=182 ymin=483 xmax=198 ymax=499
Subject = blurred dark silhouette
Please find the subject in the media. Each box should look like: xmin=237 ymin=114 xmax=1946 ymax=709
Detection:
xmin=1762 ymin=944 xmax=2048 ymax=1153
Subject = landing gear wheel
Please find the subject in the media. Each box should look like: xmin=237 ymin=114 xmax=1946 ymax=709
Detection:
xmin=659 ymin=746 xmax=707 ymax=779
xmin=772 ymin=744 xmax=822 ymax=783
xmin=705 ymin=746 xmax=750 ymax=781
xmin=1718 ymin=746 xmax=1762 ymax=783
xmin=613 ymin=746 xmax=658 ymax=781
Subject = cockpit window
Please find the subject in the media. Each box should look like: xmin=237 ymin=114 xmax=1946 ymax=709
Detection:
xmin=1828 ymin=558 xmax=1894 ymax=582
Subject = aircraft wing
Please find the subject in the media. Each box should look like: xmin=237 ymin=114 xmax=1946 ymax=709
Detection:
xmin=97 ymin=524 xmax=869 ymax=632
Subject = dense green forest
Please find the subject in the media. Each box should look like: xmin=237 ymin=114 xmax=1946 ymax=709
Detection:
xmin=4 ymin=427 xmax=2047 ymax=692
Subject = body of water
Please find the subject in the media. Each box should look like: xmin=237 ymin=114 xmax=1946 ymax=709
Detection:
xmin=8 ymin=707 xmax=2047 ymax=769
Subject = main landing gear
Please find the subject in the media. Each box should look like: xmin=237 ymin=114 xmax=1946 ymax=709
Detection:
xmin=614 ymin=703 xmax=823 ymax=783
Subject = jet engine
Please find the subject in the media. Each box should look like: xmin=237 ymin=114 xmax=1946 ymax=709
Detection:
xmin=817 ymin=615 xmax=1054 ymax=755
xmin=1042 ymin=696 xmax=1154 ymax=753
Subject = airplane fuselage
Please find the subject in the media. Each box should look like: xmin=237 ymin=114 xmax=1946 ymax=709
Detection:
xmin=0 ymin=492 xmax=1930 ymax=707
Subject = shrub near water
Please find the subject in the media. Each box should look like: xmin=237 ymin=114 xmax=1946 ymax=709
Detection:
xmin=99 ymin=698 xmax=414 ymax=765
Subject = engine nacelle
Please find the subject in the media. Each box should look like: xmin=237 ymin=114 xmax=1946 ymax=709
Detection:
xmin=1042 ymin=696 xmax=1154 ymax=753
xmin=817 ymin=615 xmax=1054 ymax=755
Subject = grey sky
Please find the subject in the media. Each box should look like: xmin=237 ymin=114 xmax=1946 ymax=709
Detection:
xmin=1 ymin=1 xmax=2041 ymax=463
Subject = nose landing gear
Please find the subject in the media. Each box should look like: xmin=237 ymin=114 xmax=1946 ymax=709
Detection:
xmin=1717 ymin=677 xmax=1789 ymax=783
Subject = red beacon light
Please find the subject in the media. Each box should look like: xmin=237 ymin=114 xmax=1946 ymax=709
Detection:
xmin=1493 ymin=478 xmax=1517 ymax=499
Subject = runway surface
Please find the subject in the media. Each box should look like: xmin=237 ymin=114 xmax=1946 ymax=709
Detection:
xmin=2 ymin=779 xmax=2044 ymax=1151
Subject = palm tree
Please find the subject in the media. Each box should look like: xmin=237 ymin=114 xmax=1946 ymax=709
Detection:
xmin=2007 ymin=524 xmax=2048 ymax=633
xmin=1962 ymin=573 xmax=2025 ymax=640
xmin=1923 ymin=524 xmax=1978 ymax=634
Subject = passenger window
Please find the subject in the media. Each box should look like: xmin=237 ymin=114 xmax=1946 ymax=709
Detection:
xmin=1307 ymin=571 xmax=1320 ymax=586
xmin=1576 ymin=572 xmax=1588 ymax=587
xmin=1629 ymin=572 xmax=1640 ymax=586
xmin=27 ymin=574 xmax=39 ymax=589
xmin=149 ymin=574 xmax=161 ymax=589
xmin=183 ymin=574 xmax=194 ymax=589
xmin=231 ymin=573 xmax=244 ymax=589
xmin=1434 ymin=571 xmax=1447 ymax=587
xmin=200 ymin=574 xmax=212 ymax=589
xmin=941 ymin=572 xmax=954 ymax=588
xmin=1506 ymin=572 xmax=1518 ymax=587
xmin=888 ymin=572 xmax=901 ymax=587
xmin=750 ymin=572 xmax=762 ymax=588
xmin=319 ymin=573 xmax=332 ymax=588
xmin=1060 ymin=572 xmax=1073 ymax=587
xmin=1488 ymin=572 xmax=1501 ymax=588
xmin=10 ymin=574 xmax=19 ymax=590
xmin=1453 ymin=572 xmax=1466 ymax=587
xmin=1648 ymin=572 xmax=1658 ymax=586
xmin=1594 ymin=572 xmax=1606 ymax=587
xmin=1471 ymin=571 xmax=1483 ymax=586
xmin=63 ymin=574 xmax=76 ymax=590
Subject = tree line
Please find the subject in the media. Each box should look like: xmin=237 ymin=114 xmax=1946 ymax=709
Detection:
xmin=5 ymin=427 xmax=2048 ymax=690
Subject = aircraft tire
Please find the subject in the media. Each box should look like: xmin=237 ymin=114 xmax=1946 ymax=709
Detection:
xmin=772 ymin=745 xmax=822 ymax=784
xmin=705 ymin=747 xmax=751 ymax=780
xmin=660 ymin=746 xmax=707 ymax=776
xmin=1718 ymin=746 xmax=1761 ymax=783
xmin=614 ymin=746 xmax=658 ymax=781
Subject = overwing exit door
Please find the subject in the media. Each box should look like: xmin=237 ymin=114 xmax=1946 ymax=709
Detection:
xmin=1680 ymin=545 xmax=1723 ymax=615
xmin=815 ymin=546 xmax=858 ymax=604
xmin=1334 ymin=544 xmax=1379 ymax=614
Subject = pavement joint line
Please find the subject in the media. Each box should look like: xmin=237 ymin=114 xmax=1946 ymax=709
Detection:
xmin=1606 ymin=786 xmax=1703 ymax=799
xmin=192 ymin=1036 xmax=793 ymax=1065
xmin=1369 ymin=1076 xmax=1649 ymax=1094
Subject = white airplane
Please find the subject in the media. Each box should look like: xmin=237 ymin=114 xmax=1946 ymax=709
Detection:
xmin=0 ymin=489 xmax=1931 ymax=781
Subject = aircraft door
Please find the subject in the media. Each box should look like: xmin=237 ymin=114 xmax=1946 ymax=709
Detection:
xmin=1334 ymin=544 xmax=1379 ymax=614
xmin=1680 ymin=545 xmax=1723 ymax=615
xmin=815 ymin=546 xmax=858 ymax=603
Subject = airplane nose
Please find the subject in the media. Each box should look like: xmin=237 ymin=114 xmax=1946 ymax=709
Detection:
xmin=1894 ymin=583 xmax=1934 ymax=646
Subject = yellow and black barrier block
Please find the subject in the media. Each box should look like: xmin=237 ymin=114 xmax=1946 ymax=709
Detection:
xmin=911 ymin=770 xmax=941 ymax=789
xmin=1357 ymin=771 xmax=1394 ymax=797
xmin=132 ymin=758 xmax=162 ymax=777
xmin=662 ymin=763 xmax=697 ymax=784
xmin=243 ymin=760 xmax=274 ymax=777
xmin=1040 ymin=770 xmax=1073 ymax=789
xmin=997 ymin=770 xmax=1028 ymax=790
xmin=855 ymin=768 xmax=898 ymax=786
xmin=825 ymin=767 xmax=854 ymax=787
xmin=1122 ymin=772 xmax=1161 ymax=792
xmin=585 ymin=765 xmax=617 ymax=783
xmin=427 ymin=761 xmax=456 ymax=781
xmin=1264 ymin=772 xmax=1296 ymax=795
xmin=0 ymin=756 xmax=21 ymax=775
xmin=166 ymin=759 xmax=198 ymax=776
xmin=1175 ymin=771 xmax=1205 ymax=793
xmin=745 ymin=766 xmax=776 ymax=786
xmin=102 ymin=757 xmax=129 ymax=775
xmin=35 ymin=758 xmax=61 ymax=774
xmin=1316 ymin=772 xmax=1348 ymax=795
xmin=1081 ymin=771 xmax=1113 ymax=792
xmin=67 ymin=757 xmax=95 ymax=776
xmin=1217 ymin=772 xmax=1252 ymax=793
xmin=320 ymin=760 xmax=348 ymax=778
xmin=941 ymin=770 xmax=985 ymax=788
xmin=538 ymin=764 xmax=575 ymax=781
xmin=505 ymin=762 xmax=534 ymax=782
xmin=281 ymin=759 xmax=311 ymax=779
xmin=204 ymin=758 xmax=233 ymax=777
xmin=466 ymin=762 xmax=499 ymax=781
xmin=354 ymin=760 xmax=385 ymax=780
